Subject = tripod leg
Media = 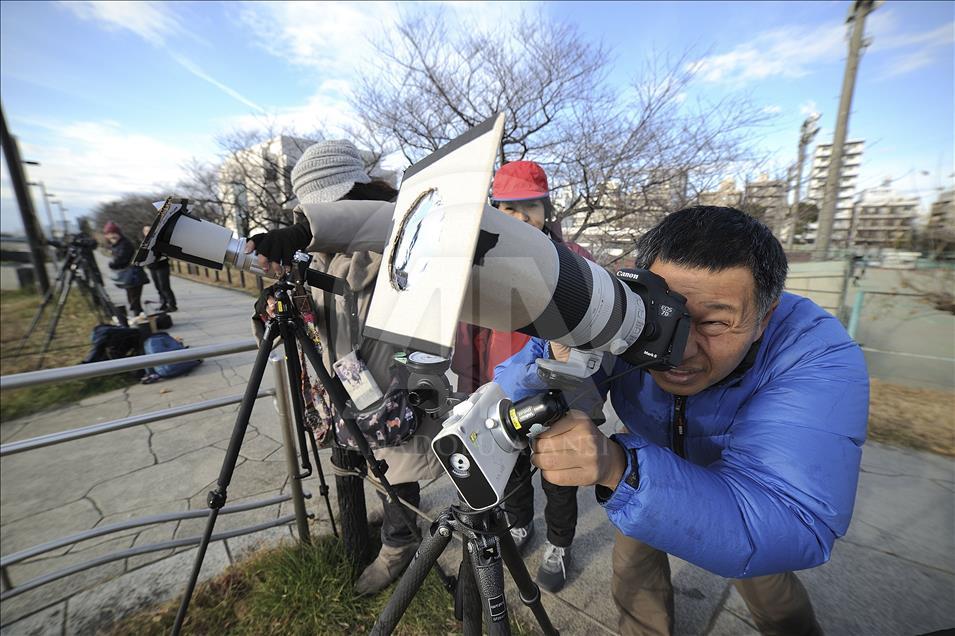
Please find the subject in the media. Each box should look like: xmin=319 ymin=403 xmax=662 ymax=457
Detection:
xmin=36 ymin=267 xmax=75 ymax=367
xmin=466 ymin=535 xmax=512 ymax=636
xmin=171 ymin=323 xmax=278 ymax=635
xmin=371 ymin=514 xmax=455 ymax=636
xmin=496 ymin=512 xmax=559 ymax=636
xmin=15 ymin=262 xmax=66 ymax=357
xmin=458 ymin=541 xmax=484 ymax=636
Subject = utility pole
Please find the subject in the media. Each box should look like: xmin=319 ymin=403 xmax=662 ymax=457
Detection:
xmin=787 ymin=113 xmax=821 ymax=250
xmin=1 ymin=103 xmax=50 ymax=293
xmin=814 ymin=0 xmax=876 ymax=261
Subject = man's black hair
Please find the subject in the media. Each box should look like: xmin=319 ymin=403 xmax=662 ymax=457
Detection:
xmin=633 ymin=206 xmax=788 ymax=317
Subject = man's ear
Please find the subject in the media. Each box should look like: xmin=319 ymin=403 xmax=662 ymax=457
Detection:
xmin=756 ymin=299 xmax=779 ymax=338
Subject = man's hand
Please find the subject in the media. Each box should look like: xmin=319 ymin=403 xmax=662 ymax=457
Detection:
xmin=531 ymin=409 xmax=627 ymax=489
xmin=549 ymin=341 xmax=571 ymax=362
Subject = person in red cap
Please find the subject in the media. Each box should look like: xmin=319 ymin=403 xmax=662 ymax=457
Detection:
xmin=103 ymin=221 xmax=148 ymax=322
xmin=451 ymin=159 xmax=593 ymax=593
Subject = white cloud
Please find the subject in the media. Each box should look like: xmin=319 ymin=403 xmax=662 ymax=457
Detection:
xmin=234 ymin=2 xmax=399 ymax=73
xmin=234 ymin=1 xmax=532 ymax=74
xmin=59 ymin=0 xmax=184 ymax=45
xmin=687 ymin=22 xmax=846 ymax=84
xmin=62 ymin=1 xmax=263 ymax=114
xmin=876 ymin=21 xmax=955 ymax=80
xmin=689 ymin=10 xmax=954 ymax=85
xmin=762 ymin=105 xmax=782 ymax=115
xmin=170 ymin=54 xmax=266 ymax=113
xmin=8 ymin=119 xmax=195 ymax=216
xmin=872 ymin=21 xmax=955 ymax=52
xmin=799 ymin=100 xmax=819 ymax=116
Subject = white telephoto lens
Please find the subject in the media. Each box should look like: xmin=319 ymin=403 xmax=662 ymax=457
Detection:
xmin=225 ymin=236 xmax=267 ymax=276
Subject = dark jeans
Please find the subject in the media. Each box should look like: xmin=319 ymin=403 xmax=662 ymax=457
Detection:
xmin=380 ymin=481 xmax=421 ymax=548
xmin=125 ymin=285 xmax=143 ymax=315
xmin=149 ymin=261 xmax=177 ymax=308
xmin=504 ymin=450 xmax=578 ymax=548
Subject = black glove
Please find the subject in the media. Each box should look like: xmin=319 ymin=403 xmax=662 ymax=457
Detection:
xmin=248 ymin=221 xmax=312 ymax=268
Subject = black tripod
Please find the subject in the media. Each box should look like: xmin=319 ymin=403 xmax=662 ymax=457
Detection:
xmin=372 ymin=499 xmax=559 ymax=636
xmin=16 ymin=235 xmax=122 ymax=367
xmin=171 ymin=261 xmax=451 ymax=634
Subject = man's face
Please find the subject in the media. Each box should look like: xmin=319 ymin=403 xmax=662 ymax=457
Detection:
xmin=105 ymin=232 xmax=120 ymax=244
xmin=497 ymin=199 xmax=546 ymax=230
xmin=647 ymin=260 xmax=774 ymax=396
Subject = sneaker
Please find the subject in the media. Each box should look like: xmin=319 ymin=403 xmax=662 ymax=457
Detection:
xmin=130 ymin=312 xmax=149 ymax=326
xmin=537 ymin=541 xmax=571 ymax=593
xmin=509 ymin=522 xmax=535 ymax=553
xmin=165 ymin=305 xmax=178 ymax=313
xmin=354 ymin=542 xmax=418 ymax=595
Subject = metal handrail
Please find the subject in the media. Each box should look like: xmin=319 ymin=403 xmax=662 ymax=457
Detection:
xmin=0 ymin=338 xmax=258 ymax=390
xmin=1 ymin=493 xmax=302 ymax=568
xmin=0 ymin=389 xmax=274 ymax=456
xmin=1 ymin=516 xmax=299 ymax=601
xmin=0 ymin=338 xmax=315 ymax=606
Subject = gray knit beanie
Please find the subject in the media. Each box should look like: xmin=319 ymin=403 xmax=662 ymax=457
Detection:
xmin=290 ymin=139 xmax=372 ymax=204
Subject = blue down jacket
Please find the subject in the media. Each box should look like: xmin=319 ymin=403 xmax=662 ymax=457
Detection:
xmin=494 ymin=292 xmax=869 ymax=578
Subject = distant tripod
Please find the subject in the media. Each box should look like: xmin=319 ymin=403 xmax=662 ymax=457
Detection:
xmin=16 ymin=235 xmax=122 ymax=368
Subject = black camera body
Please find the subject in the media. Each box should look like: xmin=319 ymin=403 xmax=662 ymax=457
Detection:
xmin=616 ymin=268 xmax=691 ymax=371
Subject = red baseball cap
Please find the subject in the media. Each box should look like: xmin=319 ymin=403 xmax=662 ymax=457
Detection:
xmin=102 ymin=221 xmax=120 ymax=234
xmin=492 ymin=161 xmax=549 ymax=201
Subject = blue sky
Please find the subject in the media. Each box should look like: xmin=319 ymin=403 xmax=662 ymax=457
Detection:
xmin=1 ymin=0 xmax=952 ymax=233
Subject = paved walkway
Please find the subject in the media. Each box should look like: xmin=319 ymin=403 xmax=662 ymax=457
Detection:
xmin=1 ymin=269 xmax=953 ymax=635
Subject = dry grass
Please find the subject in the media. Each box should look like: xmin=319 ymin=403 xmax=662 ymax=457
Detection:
xmin=0 ymin=288 xmax=136 ymax=420
xmin=868 ymin=378 xmax=955 ymax=456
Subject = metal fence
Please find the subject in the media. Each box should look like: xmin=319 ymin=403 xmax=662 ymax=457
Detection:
xmin=0 ymin=339 xmax=312 ymax=601
xmin=170 ymin=259 xmax=265 ymax=294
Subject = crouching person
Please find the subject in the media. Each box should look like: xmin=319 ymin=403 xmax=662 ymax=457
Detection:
xmin=494 ymin=206 xmax=869 ymax=635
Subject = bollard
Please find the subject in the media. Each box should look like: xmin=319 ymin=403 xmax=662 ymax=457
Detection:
xmin=270 ymin=353 xmax=312 ymax=544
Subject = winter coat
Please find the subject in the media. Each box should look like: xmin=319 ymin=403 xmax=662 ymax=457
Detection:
xmin=108 ymin=235 xmax=148 ymax=288
xmin=107 ymin=235 xmax=136 ymax=270
xmin=493 ymin=292 xmax=870 ymax=579
xmin=298 ymin=207 xmax=442 ymax=484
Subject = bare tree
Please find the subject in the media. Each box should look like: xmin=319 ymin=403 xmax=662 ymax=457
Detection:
xmin=350 ymin=9 xmax=773 ymax=266
xmin=92 ymin=194 xmax=163 ymax=242
xmin=177 ymin=120 xmax=391 ymax=235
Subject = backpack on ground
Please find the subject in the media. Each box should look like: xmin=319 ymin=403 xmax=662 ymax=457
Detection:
xmin=142 ymin=332 xmax=202 ymax=380
xmin=82 ymin=324 xmax=144 ymax=365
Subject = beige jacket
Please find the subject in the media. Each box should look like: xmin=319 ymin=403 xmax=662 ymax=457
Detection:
xmin=299 ymin=203 xmax=442 ymax=484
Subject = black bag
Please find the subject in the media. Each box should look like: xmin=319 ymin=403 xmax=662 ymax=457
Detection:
xmin=113 ymin=266 xmax=149 ymax=289
xmin=82 ymin=324 xmax=144 ymax=365
xmin=332 ymin=370 xmax=419 ymax=450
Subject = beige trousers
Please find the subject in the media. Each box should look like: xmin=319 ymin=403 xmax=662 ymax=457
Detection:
xmin=612 ymin=531 xmax=823 ymax=636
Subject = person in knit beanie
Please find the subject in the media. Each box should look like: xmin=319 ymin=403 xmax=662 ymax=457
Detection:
xmin=246 ymin=139 xmax=443 ymax=596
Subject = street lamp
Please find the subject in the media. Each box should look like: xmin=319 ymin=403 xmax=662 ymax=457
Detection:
xmin=786 ymin=113 xmax=821 ymax=250
xmin=26 ymin=180 xmax=57 ymax=238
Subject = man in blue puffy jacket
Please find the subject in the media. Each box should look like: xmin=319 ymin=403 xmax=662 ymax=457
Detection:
xmin=494 ymin=206 xmax=869 ymax=635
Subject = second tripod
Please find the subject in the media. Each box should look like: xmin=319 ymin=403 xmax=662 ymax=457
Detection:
xmin=16 ymin=235 xmax=122 ymax=367
xmin=372 ymin=503 xmax=559 ymax=636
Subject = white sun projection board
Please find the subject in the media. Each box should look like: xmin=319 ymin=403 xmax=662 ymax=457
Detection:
xmin=364 ymin=114 xmax=505 ymax=358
